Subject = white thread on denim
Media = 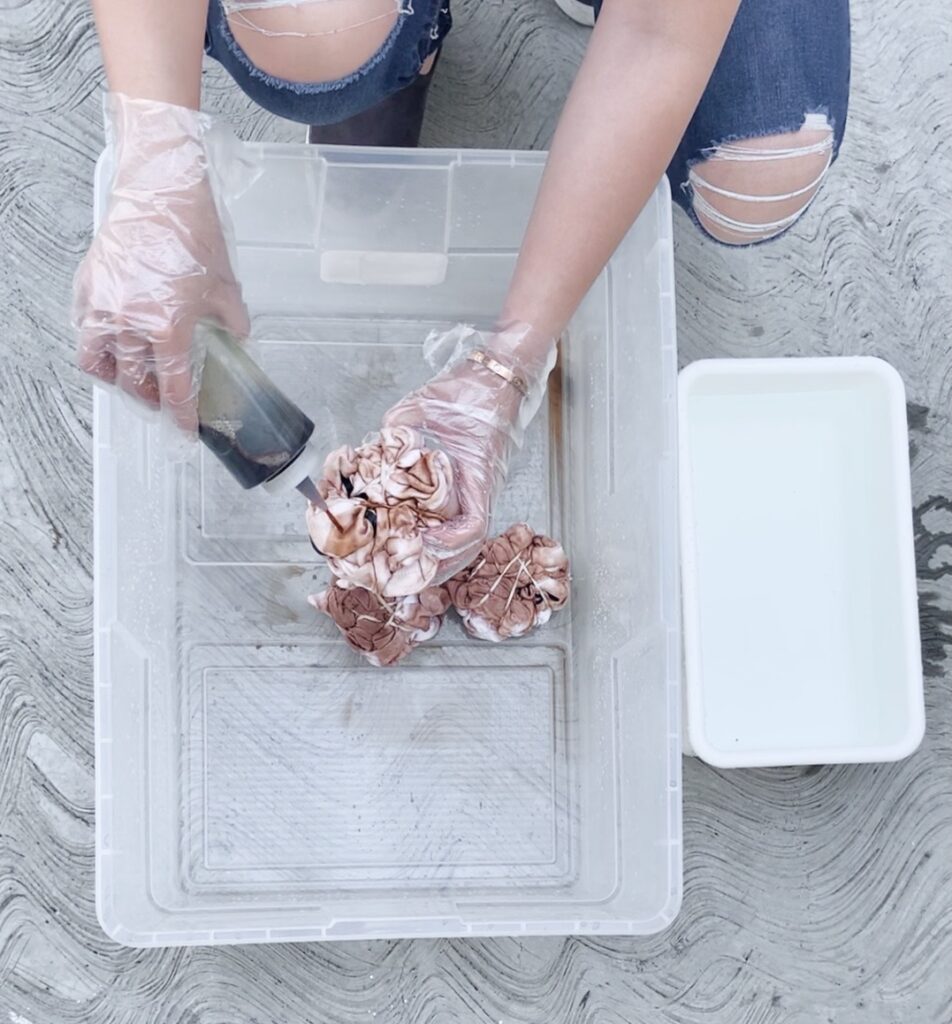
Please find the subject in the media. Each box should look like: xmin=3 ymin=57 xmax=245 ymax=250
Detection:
xmin=688 ymin=118 xmax=834 ymax=240
xmin=223 ymin=0 xmax=411 ymax=10
xmin=691 ymin=159 xmax=831 ymax=204
xmin=690 ymin=190 xmax=823 ymax=237
xmin=223 ymin=0 xmax=413 ymax=38
xmin=708 ymin=138 xmax=833 ymax=162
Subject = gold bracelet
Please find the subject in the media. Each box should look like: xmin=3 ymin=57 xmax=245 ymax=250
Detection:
xmin=468 ymin=350 xmax=529 ymax=396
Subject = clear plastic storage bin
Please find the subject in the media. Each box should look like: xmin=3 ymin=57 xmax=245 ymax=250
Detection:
xmin=94 ymin=145 xmax=681 ymax=945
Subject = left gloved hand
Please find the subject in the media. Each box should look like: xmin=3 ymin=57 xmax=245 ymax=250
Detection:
xmin=72 ymin=93 xmax=252 ymax=434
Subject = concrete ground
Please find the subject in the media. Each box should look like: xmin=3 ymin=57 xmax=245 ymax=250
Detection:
xmin=1 ymin=0 xmax=951 ymax=1020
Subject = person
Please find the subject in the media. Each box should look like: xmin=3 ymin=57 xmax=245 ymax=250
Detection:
xmin=73 ymin=0 xmax=850 ymax=575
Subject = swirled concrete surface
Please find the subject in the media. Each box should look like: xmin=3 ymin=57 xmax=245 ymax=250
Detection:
xmin=1 ymin=0 xmax=951 ymax=1020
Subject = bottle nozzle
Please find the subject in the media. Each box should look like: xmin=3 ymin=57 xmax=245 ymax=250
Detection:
xmin=295 ymin=476 xmax=345 ymax=531
xmin=295 ymin=476 xmax=323 ymax=506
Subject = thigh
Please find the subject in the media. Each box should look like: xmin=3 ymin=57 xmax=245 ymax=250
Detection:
xmin=204 ymin=0 xmax=451 ymax=125
xmin=668 ymin=0 xmax=850 ymax=208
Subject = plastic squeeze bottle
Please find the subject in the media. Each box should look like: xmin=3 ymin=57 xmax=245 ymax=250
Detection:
xmin=196 ymin=323 xmax=325 ymax=504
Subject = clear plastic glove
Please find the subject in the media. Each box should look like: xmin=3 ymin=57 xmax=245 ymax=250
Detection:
xmin=72 ymin=93 xmax=250 ymax=433
xmin=384 ymin=322 xmax=557 ymax=579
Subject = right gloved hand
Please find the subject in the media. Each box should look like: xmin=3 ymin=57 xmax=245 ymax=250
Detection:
xmin=383 ymin=322 xmax=558 ymax=581
xmin=72 ymin=93 xmax=250 ymax=433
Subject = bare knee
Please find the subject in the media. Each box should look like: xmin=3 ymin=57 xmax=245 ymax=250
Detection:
xmin=689 ymin=115 xmax=834 ymax=245
xmin=226 ymin=0 xmax=403 ymax=83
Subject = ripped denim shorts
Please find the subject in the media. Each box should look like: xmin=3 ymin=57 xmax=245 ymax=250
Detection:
xmin=205 ymin=0 xmax=452 ymax=126
xmin=206 ymin=0 xmax=850 ymax=243
xmin=594 ymin=0 xmax=851 ymax=240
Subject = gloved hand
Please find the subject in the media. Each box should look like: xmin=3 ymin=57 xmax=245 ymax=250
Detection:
xmin=383 ymin=322 xmax=557 ymax=580
xmin=72 ymin=93 xmax=250 ymax=433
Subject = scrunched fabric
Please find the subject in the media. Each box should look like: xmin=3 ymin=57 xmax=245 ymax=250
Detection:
xmin=445 ymin=523 xmax=570 ymax=642
xmin=306 ymin=426 xmax=458 ymax=597
xmin=319 ymin=425 xmax=456 ymax=513
xmin=309 ymin=581 xmax=450 ymax=668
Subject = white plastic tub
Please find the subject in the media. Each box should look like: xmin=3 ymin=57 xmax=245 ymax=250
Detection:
xmin=93 ymin=144 xmax=681 ymax=945
xmin=679 ymin=357 xmax=924 ymax=768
